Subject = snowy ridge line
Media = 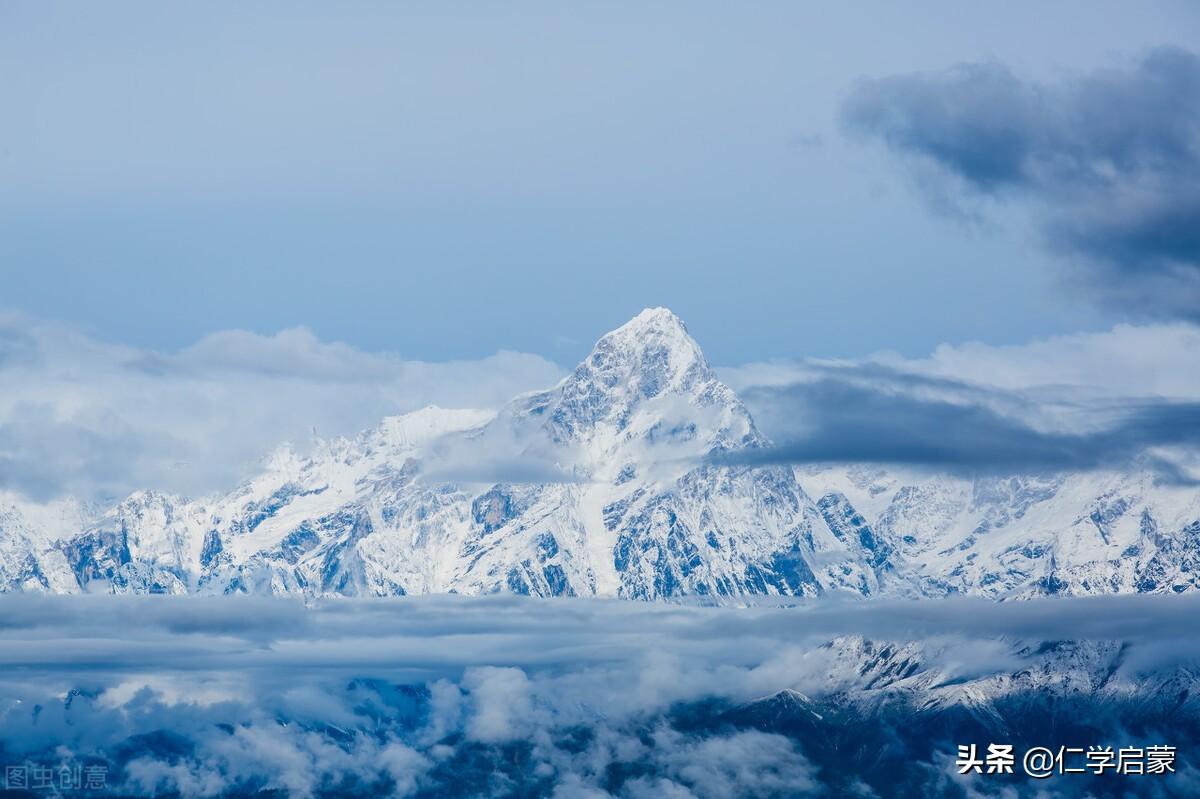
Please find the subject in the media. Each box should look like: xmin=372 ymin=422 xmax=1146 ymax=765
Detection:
xmin=1 ymin=308 xmax=1198 ymax=599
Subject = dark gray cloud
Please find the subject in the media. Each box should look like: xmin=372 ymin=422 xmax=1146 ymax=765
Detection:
xmin=841 ymin=47 xmax=1200 ymax=319
xmin=721 ymin=365 xmax=1200 ymax=480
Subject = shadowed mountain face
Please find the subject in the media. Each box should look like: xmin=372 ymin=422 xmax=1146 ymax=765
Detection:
xmin=1 ymin=308 xmax=1198 ymax=599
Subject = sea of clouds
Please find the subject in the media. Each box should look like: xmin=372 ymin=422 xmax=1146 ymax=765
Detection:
xmin=1 ymin=594 xmax=1198 ymax=798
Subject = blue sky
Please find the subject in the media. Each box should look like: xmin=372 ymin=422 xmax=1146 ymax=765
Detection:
xmin=3 ymin=1 xmax=1197 ymax=365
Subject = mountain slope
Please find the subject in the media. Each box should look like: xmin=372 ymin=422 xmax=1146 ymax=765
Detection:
xmin=1 ymin=308 xmax=1198 ymax=599
xmin=798 ymin=465 xmax=1200 ymax=597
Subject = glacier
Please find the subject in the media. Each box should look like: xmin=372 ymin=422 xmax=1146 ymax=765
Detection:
xmin=2 ymin=307 xmax=1198 ymax=600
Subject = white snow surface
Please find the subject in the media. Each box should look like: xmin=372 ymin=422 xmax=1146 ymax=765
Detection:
xmin=2 ymin=308 xmax=1198 ymax=599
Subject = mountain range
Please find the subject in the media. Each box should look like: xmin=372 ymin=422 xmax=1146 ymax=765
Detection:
xmin=2 ymin=308 xmax=1198 ymax=599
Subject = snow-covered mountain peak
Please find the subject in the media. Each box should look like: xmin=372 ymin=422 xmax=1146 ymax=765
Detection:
xmin=506 ymin=308 xmax=760 ymax=464
xmin=4 ymin=309 xmax=1198 ymax=603
xmin=607 ymin=306 xmax=702 ymax=350
xmin=590 ymin=306 xmax=713 ymax=394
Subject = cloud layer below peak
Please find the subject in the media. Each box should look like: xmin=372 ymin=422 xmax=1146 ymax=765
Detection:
xmin=0 ymin=594 xmax=1197 ymax=797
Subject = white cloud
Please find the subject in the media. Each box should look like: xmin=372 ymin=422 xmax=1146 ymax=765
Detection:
xmin=905 ymin=323 xmax=1200 ymax=400
xmin=463 ymin=666 xmax=534 ymax=743
xmin=0 ymin=312 xmax=564 ymax=502
xmin=722 ymin=322 xmax=1200 ymax=401
xmin=644 ymin=728 xmax=818 ymax=799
